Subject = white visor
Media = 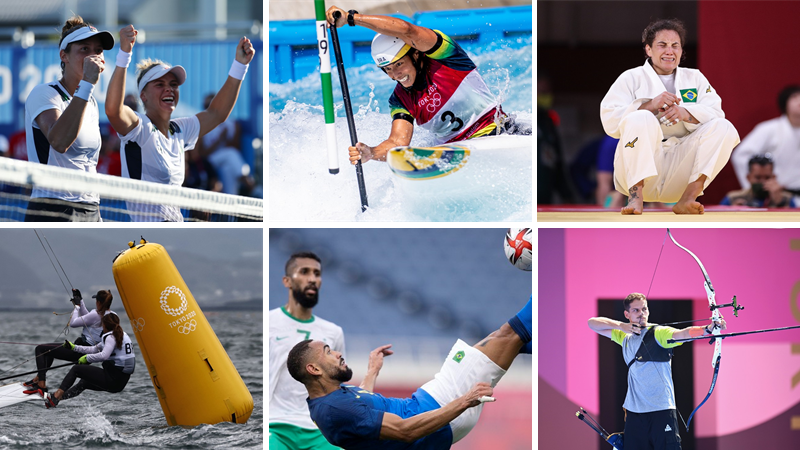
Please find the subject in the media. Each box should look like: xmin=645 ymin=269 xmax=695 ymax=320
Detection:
xmin=60 ymin=26 xmax=114 ymax=51
xmin=137 ymin=64 xmax=187 ymax=95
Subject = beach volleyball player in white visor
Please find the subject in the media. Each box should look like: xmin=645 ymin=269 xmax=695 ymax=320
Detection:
xmin=104 ymin=24 xmax=255 ymax=221
xmin=24 ymin=16 xmax=114 ymax=222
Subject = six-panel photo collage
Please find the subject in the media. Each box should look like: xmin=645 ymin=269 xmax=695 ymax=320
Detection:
xmin=3 ymin=1 xmax=797 ymax=449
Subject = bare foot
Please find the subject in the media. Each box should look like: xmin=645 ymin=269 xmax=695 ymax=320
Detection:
xmin=673 ymin=175 xmax=707 ymax=214
xmin=621 ymin=183 xmax=644 ymax=215
xmin=672 ymin=200 xmax=704 ymax=214
xmin=621 ymin=204 xmax=642 ymax=215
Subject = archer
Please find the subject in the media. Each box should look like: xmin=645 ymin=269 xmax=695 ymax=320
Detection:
xmin=587 ymin=293 xmax=726 ymax=450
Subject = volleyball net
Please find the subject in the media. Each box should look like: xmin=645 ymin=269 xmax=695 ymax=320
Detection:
xmin=0 ymin=158 xmax=263 ymax=222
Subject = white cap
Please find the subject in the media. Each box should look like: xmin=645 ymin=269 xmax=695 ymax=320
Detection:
xmin=137 ymin=64 xmax=187 ymax=95
xmin=60 ymin=25 xmax=114 ymax=51
xmin=371 ymin=34 xmax=412 ymax=67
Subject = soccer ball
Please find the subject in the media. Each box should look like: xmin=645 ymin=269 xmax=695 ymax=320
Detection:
xmin=504 ymin=228 xmax=532 ymax=271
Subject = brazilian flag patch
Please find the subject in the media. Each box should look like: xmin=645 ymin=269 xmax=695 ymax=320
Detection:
xmin=680 ymin=88 xmax=698 ymax=103
xmin=453 ymin=351 xmax=465 ymax=363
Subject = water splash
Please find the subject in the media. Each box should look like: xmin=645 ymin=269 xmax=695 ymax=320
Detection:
xmin=268 ymin=38 xmax=532 ymax=221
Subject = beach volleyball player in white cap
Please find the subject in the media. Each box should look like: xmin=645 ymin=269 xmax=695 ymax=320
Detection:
xmin=24 ymin=16 xmax=114 ymax=221
xmin=104 ymin=24 xmax=255 ymax=221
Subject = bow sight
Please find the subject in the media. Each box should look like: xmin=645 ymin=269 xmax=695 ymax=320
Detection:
xmin=711 ymin=295 xmax=744 ymax=318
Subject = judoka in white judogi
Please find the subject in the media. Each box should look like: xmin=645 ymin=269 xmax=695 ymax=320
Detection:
xmin=601 ymin=46 xmax=739 ymax=213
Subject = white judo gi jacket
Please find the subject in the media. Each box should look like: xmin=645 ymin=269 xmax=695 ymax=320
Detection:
xmin=600 ymin=60 xmax=739 ymax=202
xmin=731 ymin=115 xmax=800 ymax=191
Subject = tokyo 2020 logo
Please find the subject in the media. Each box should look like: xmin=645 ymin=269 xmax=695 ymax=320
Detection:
xmin=159 ymin=286 xmax=188 ymax=316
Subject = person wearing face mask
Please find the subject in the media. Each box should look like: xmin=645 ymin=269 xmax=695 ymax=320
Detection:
xmin=104 ymin=24 xmax=255 ymax=222
xmin=324 ymin=6 xmax=529 ymax=166
xmin=588 ymin=293 xmax=726 ymax=450
xmin=269 ymin=252 xmax=345 ymax=450
xmin=600 ymin=18 xmax=740 ymax=215
xmin=24 ymin=16 xmax=114 ymax=221
xmin=731 ymin=85 xmax=800 ymax=203
xmin=721 ymin=154 xmax=796 ymax=207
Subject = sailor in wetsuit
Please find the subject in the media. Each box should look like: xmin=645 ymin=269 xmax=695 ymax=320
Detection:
xmin=44 ymin=313 xmax=135 ymax=408
xmin=22 ymin=289 xmax=118 ymax=397
xmin=324 ymin=5 xmax=529 ymax=166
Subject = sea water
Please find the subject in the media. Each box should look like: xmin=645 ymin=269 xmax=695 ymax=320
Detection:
xmin=268 ymin=36 xmax=533 ymax=222
xmin=0 ymin=311 xmax=262 ymax=449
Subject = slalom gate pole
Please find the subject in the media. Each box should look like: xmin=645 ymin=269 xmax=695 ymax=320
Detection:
xmin=329 ymin=10 xmax=369 ymax=212
xmin=0 ymin=362 xmax=75 ymax=383
xmin=314 ymin=0 xmax=339 ymax=175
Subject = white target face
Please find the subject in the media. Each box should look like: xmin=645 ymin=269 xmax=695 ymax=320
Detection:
xmin=159 ymin=286 xmax=188 ymax=316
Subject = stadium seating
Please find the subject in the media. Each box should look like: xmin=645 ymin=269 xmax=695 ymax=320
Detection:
xmin=268 ymin=229 xmax=530 ymax=342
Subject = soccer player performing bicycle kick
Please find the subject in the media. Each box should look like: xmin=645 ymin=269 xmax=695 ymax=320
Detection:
xmin=325 ymin=5 xmax=528 ymax=166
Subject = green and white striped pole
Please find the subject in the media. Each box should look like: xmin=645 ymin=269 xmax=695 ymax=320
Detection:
xmin=315 ymin=0 xmax=339 ymax=174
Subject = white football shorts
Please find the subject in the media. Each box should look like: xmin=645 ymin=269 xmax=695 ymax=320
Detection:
xmin=419 ymin=339 xmax=507 ymax=443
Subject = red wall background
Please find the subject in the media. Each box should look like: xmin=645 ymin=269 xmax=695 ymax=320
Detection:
xmin=699 ymin=1 xmax=800 ymax=201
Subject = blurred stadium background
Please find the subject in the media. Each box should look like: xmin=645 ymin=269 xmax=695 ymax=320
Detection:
xmin=0 ymin=0 xmax=263 ymax=219
xmin=269 ymin=228 xmax=533 ymax=450
xmin=538 ymin=0 xmax=800 ymax=207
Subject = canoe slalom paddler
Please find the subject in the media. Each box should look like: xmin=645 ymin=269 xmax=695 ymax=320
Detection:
xmin=325 ymin=5 xmax=529 ymax=165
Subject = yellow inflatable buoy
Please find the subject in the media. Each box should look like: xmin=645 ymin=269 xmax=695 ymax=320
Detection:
xmin=112 ymin=241 xmax=253 ymax=426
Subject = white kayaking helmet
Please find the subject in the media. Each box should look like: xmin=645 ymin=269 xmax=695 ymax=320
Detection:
xmin=371 ymin=33 xmax=412 ymax=67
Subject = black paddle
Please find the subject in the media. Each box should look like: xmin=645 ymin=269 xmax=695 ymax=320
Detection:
xmin=330 ymin=11 xmax=369 ymax=212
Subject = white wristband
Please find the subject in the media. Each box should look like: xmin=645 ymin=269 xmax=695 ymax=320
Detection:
xmin=74 ymin=80 xmax=94 ymax=101
xmin=228 ymin=60 xmax=248 ymax=80
xmin=116 ymin=50 xmax=132 ymax=68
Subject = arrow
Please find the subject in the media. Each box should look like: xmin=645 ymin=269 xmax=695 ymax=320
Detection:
xmin=668 ymin=324 xmax=800 ymax=343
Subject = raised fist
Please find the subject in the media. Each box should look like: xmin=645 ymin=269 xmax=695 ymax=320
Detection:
xmin=235 ymin=37 xmax=255 ymax=65
xmin=119 ymin=24 xmax=138 ymax=53
xmin=82 ymin=55 xmax=105 ymax=84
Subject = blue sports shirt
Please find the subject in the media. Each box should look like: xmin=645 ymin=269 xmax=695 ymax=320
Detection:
xmin=307 ymin=384 xmax=452 ymax=450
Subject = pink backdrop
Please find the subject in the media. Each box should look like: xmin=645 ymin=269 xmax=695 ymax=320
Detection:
xmin=540 ymin=228 xmax=800 ymax=445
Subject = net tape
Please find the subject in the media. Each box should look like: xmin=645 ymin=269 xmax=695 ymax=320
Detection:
xmin=0 ymin=157 xmax=263 ymax=221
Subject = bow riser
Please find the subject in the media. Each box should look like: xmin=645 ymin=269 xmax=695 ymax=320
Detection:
xmin=707 ymin=281 xmax=722 ymax=367
xmin=667 ymin=229 xmax=723 ymax=430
